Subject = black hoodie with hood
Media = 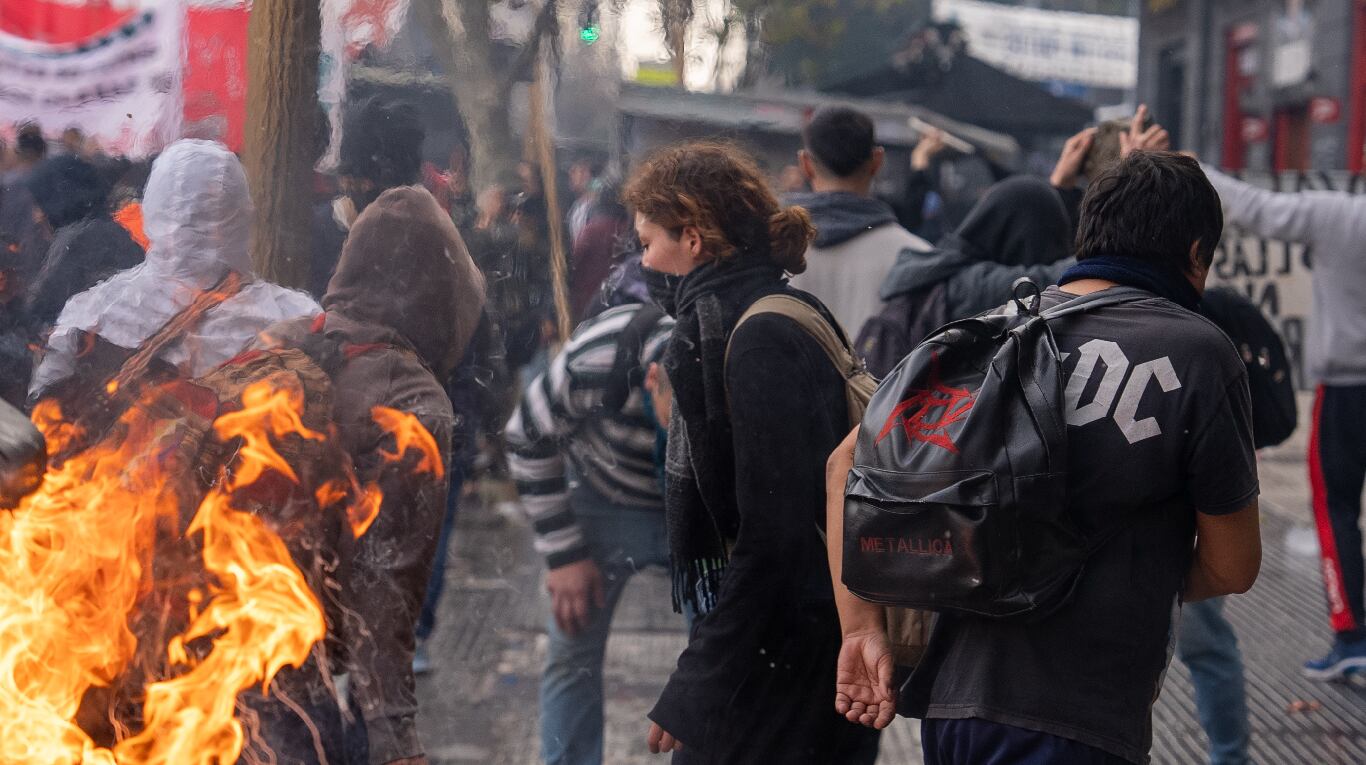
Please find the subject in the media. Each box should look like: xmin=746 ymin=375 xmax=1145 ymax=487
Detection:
xmin=24 ymin=155 xmax=144 ymax=329
xmin=878 ymin=176 xmax=1074 ymax=323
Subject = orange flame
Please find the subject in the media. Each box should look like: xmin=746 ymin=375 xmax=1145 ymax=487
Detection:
xmin=371 ymin=406 xmax=445 ymax=480
xmin=0 ymin=377 xmax=445 ymax=763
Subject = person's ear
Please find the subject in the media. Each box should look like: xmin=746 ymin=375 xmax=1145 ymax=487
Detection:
xmin=869 ymin=146 xmax=886 ymax=178
xmin=1188 ymin=240 xmax=1211 ymax=293
xmin=798 ymin=150 xmax=818 ymax=183
xmin=682 ymin=225 xmax=703 ymax=258
xmin=644 ymin=362 xmax=661 ymax=395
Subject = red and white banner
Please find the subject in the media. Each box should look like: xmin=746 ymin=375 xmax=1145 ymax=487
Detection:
xmin=0 ymin=0 xmax=405 ymax=156
xmin=0 ymin=2 xmax=185 ymax=156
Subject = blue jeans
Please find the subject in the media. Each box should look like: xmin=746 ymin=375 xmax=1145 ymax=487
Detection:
xmin=1176 ymin=598 xmax=1250 ymax=765
xmin=540 ymin=489 xmax=673 ymax=765
xmin=416 ymin=465 xmax=467 ymax=641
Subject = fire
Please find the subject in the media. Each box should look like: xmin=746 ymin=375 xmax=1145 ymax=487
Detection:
xmin=0 ymin=375 xmax=443 ymax=763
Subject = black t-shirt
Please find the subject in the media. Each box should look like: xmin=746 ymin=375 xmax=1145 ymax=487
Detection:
xmin=903 ymin=287 xmax=1260 ymax=764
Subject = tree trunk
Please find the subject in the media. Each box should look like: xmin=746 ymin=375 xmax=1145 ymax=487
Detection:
xmin=243 ymin=0 xmax=321 ymax=289
xmin=417 ymin=0 xmax=523 ymax=192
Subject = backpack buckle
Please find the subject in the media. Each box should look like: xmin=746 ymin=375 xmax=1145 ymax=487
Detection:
xmin=1011 ymin=278 xmax=1043 ymax=316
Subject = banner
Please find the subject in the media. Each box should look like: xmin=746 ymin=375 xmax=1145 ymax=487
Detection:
xmin=0 ymin=6 xmax=184 ymax=157
xmin=933 ymin=0 xmax=1137 ymax=90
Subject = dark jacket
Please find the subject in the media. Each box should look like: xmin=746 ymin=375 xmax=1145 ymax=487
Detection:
xmin=569 ymin=210 xmax=629 ymax=320
xmin=262 ymin=186 xmax=485 ymax=765
xmin=24 ymin=217 xmax=143 ymax=329
xmin=649 ymin=259 xmax=879 ymax=763
xmin=878 ymin=176 xmax=1074 ymax=322
xmin=23 ymin=156 xmax=144 ymax=330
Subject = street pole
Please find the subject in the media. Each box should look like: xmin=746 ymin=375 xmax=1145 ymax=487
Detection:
xmin=243 ymin=0 xmax=322 ymax=289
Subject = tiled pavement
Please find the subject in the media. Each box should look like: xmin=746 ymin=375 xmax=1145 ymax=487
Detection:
xmin=416 ymin=396 xmax=1366 ymax=764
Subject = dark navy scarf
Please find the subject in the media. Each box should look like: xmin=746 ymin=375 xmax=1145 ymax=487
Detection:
xmin=1059 ymin=254 xmax=1201 ymax=311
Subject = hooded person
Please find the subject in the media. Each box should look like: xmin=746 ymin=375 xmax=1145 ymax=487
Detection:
xmin=309 ymin=97 xmax=425 ymax=299
xmin=29 ymin=140 xmax=319 ymax=403
xmin=256 ymin=185 xmax=485 ymax=765
xmin=23 ymin=154 xmax=145 ymax=332
xmin=861 ymin=176 xmax=1074 ymax=376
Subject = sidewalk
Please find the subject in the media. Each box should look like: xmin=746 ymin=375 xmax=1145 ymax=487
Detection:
xmin=414 ymin=396 xmax=1366 ymax=763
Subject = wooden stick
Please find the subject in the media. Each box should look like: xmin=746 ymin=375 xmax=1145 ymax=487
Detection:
xmin=529 ymin=52 xmax=573 ymax=343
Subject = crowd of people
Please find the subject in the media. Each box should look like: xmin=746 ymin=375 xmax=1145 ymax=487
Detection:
xmin=0 ymin=89 xmax=1361 ymax=765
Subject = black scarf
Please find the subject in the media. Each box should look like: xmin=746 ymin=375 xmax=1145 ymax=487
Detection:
xmin=652 ymin=256 xmax=786 ymax=613
xmin=1059 ymin=254 xmax=1202 ymax=311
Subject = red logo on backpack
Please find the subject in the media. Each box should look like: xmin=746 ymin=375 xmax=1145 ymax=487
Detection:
xmin=875 ymin=352 xmax=975 ymax=453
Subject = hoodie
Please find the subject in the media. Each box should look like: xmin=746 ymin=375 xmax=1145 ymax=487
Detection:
xmin=30 ymin=140 xmax=319 ymax=399
xmin=879 ymin=176 xmax=1075 ymax=322
xmin=23 ymin=155 xmax=144 ymax=330
xmin=259 ymin=185 xmax=485 ymax=765
xmin=787 ymin=190 xmax=931 ymax=335
xmin=1202 ymin=166 xmax=1366 ymax=386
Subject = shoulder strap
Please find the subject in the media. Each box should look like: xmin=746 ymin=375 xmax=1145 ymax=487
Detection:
xmin=111 ymin=272 xmax=244 ymax=391
xmin=601 ymin=303 xmax=667 ymax=414
xmin=727 ymin=294 xmax=866 ymax=383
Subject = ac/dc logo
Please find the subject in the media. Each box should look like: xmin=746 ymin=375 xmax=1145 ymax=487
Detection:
xmin=875 ymin=352 xmax=976 ymax=453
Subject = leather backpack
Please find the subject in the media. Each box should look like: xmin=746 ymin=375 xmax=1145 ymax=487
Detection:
xmin=843 ymin=285 xmax=1148 ymax=619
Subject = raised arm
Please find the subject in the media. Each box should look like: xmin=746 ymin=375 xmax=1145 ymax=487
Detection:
xmin=1203 ymin=165 xmax=1361 ymax=252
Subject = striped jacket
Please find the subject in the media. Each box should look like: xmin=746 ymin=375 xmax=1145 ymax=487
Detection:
xmin=505 ymin=304 xmax=674 ymax=568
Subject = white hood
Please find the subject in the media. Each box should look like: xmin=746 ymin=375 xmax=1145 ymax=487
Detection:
xmin=32 ymin=140 xmax=320 ymax=397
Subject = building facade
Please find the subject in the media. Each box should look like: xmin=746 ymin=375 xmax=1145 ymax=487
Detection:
xmin=1139 ymin=0 xmax=1366 ymax=172
xmin=1138 ymin=0 xmax=1366 ymax=392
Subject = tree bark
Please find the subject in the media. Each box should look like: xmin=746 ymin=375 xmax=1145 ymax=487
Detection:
xmin=417 ymin=0 xmax=523 ymax=192
xmin=243 ymin=0 xmax=321 ymax=289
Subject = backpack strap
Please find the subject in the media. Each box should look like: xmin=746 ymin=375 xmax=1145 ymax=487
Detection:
xmin=601 ymin=303 xmax=667 ymax=414
xmin=110 ymin=271 xmax=244 ymax=392
xmin=727 ymin=294 xmax=866 ymax=387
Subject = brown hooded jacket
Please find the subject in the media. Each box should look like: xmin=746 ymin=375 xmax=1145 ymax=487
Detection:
xmin=260 ymin=186 xmax=485 ymax=764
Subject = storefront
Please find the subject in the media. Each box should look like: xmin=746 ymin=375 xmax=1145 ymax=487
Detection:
xmin=1139 ymin=0 xmax=1363 ymax=172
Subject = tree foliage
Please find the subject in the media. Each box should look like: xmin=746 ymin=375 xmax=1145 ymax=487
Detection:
xmin=732 ymin=0 xmax=929 ymax=87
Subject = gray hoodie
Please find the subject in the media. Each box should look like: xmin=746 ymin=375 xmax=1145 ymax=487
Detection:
xmin=786 ymin=191 xmax=931 ymax=334
xmin=1203 ymin=166 xmax=1366 ymax=386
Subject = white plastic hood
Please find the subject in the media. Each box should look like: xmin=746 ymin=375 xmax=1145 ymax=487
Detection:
xmin=31 ymin=140 xmax=320 ymax=397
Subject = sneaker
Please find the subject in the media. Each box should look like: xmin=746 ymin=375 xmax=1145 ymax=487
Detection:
xmin=1302 ymin=636 xmax=1366 ymax=681
xmin=413 ymin=640 xmax=433 ymax=676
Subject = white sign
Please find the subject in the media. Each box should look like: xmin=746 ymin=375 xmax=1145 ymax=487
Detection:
xmin=0 ymin=7 xmax=184 ymax=157
xmin=933 ymin=0 xmax=1138 ymax=90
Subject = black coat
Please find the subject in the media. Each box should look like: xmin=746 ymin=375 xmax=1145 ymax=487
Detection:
xmin=650 ymin=271 xmax=880 ymax=764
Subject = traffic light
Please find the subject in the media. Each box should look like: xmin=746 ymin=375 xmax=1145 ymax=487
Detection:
xmin=579 ymin=1 xmax=600 ymax=45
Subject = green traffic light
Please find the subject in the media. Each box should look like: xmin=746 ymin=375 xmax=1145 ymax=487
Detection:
xmin=580 ymin=25 xmax=600 ymax=44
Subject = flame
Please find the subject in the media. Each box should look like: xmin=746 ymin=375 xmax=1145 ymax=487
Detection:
xmin=371 ymin=406 xmax=445 ymax=480
xmin=0 ymin=375 xmax=444 ymax=763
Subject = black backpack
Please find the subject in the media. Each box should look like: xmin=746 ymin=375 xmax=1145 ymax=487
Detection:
xmin=855 ymin=282 xmax=950 ymax=379
xmin=842 ymin=285 xmax=1148 ymax=619
xmin=1199 ymin=287 xmax=1297 ymax=449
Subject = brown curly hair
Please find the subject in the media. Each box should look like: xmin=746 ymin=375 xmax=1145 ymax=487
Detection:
xmin=625 ymin=141 xmax=815 ymax=274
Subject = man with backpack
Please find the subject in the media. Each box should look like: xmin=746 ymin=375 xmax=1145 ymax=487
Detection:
xmin=1200 ymin=163 xmax=1366 ymax=682
xmin=504 ymin=269 xmax=677 ymax=765
xmin=788 ymin=105 xmax=932 ymax=336
xmin=828 ymin=152 xmax=1262 ymax=764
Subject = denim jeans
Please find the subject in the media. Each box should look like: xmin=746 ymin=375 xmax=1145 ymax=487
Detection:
xmin=416 ymin=465 xmax=468 ymax=641
xmin=1176 ymin=597 xmax=1250 ymax=765
xmin=539 ymin=485 xmax=673 ymax=765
